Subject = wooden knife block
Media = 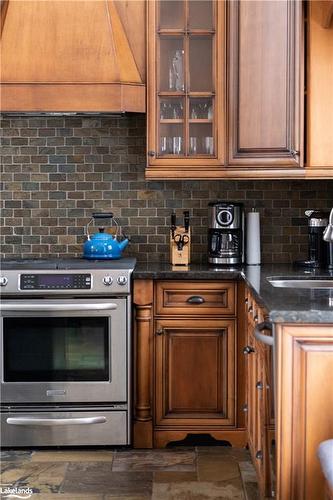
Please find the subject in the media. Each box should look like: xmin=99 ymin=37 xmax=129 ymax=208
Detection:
xmin=170 ymin=226 xmax=191 ymax=266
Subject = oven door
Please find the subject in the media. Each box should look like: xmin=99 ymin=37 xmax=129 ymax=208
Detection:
xmin=0 ymin=298 xmax=128 ymax=404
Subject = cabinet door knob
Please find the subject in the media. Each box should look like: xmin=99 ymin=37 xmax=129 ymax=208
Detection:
xmin=156 ymin=328 xmax=165 ymax=336
xmin=256 ymin=381 xmax=263 ymax=390
xmin=291 ymin=149 xmax=299 ymax=159
xmin=242 ymin=404 xmax=248 ymax=413
xmin=256 ymin=450 xmax=263 ymax=460
xmin=187 ymin=295 xmax=205 ymax=304
xmin=248 ymin=305 xmax=253 ymax=313
xmin=243 ymin=345 xmax=255 ymax=355
xmin=148 ymin=150 xmax=156 ymax=157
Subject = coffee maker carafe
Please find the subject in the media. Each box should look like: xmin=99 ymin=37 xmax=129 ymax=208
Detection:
xmin=208 ymin=202 xmax=244 ymax=265
xmin=295 ymin=210 xmax=329 ymax=268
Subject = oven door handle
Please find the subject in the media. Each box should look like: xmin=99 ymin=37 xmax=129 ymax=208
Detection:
xmin=6 ymin=416 xmax=107 ymax=426
xmin=0 ymin=303 xmax=118 ymax=311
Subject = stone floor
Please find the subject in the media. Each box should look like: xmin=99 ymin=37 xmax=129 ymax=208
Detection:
xmin=0 ymin=447 xmax=259 ymax=499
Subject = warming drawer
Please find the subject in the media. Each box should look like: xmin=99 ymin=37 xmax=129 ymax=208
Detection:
xmin=1 ymin=408 xmax=128 ymax=447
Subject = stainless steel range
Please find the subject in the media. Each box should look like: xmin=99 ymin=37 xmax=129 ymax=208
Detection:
xmin=0 ymin=258 xmax=135 ymax=447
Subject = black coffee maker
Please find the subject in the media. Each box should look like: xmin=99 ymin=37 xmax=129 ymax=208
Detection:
xmin=208 ymin=201 xmax=244 ymax=265
xmin=295 ymin=210 xmax=330 ymax=268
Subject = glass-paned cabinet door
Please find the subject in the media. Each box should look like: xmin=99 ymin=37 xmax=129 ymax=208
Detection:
xmin=147 ymin=0 xmax=225 ymax=171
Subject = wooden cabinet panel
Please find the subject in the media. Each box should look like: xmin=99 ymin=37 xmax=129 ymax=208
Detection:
xmin=155 ymin=319 xmax=235 ymax=426
xmin=307 ymin=2 xmax=333 ymax=168
xmin=276 ymin=324 xmax=333 ymax=500
xmin=244 ymin=290 xmax=273 ymax=498
xmin=155 ymin=281 xmax=235 ymax=316
xmin=228 ymin=0 xmax=304 ymax=167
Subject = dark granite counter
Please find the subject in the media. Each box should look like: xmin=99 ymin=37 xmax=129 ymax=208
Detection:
xmin=133 ymin=262 xmax=333 ymax=324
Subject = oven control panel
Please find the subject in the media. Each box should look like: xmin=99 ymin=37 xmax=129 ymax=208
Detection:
xmin=20 ymin=274 xmax=92 ymax=290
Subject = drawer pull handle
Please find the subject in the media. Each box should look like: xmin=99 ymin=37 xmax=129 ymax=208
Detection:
xmin=187 ymin=296 xmax=205 ymax=304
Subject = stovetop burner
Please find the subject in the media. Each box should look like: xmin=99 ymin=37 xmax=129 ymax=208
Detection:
xmin=1 ymin=257 xmax=136 ymax=271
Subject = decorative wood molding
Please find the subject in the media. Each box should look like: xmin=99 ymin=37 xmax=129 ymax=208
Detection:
xmin=145 ymin=166 xmax=333 ymax=180
xmin=133 ymin=279 xmax=154 ymax=448
xmin=1 ymin=83 xmax=145 ymax=113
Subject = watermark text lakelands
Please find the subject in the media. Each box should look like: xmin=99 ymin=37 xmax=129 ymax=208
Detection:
xmin=0 ymin=484 xmax=34 ymax=499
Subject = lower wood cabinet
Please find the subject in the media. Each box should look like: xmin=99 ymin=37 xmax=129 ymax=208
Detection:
xmin=275 ymin=323 xmax=333 ymax=500
xmin=244 ymin=289 xmax=274 ymax=498
xmin=154 ymin=319 xmax=235 ymax=427
xmin=133 ymin=279 xmax=247 ymax=449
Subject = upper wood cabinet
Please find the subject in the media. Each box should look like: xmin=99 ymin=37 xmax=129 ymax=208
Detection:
xmin=146 ymin=0 xmax=333 ymax=179
xmin=147 ymin=0 xmax=226 ymax=178
xmin=307 ymin=1 xmax=333 ymax=169
xmin=228 ymin=0 xmax=304 ymax=167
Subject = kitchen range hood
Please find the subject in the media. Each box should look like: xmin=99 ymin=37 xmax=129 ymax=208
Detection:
xmin=0 ymin=0 xmax=146 ymax=113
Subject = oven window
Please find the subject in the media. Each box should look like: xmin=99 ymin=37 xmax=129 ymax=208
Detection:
xmin=3 ymin=317 xmax=109 ymax=382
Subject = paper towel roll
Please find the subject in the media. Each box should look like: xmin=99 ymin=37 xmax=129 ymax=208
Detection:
xmin=246 ymin=211 xmax=261 ymax=265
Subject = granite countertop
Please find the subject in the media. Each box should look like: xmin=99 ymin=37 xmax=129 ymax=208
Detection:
xmin=133 ymin=263 xmax=333 ymax=323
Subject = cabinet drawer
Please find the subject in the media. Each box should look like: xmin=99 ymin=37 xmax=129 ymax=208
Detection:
xmin=155 ymin=281 xmax=235 ymax=316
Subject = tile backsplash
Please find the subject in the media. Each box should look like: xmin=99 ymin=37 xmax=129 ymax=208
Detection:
xmin=1 ymin=114 xmax=333 ymax=263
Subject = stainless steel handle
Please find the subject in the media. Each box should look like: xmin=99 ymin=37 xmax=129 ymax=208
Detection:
xmin=254 ymin=321 xmax=274 ymax=346
xmin=0 ymin=303 xmax=118 ymax=312
xmin=187 ymin=296 xmax=205 ymax=304
xmin=7 ymin=416 xmax=107 ymax=426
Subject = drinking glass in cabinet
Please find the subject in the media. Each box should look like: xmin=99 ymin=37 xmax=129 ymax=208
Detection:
xmin=190 ymin=98 xmax=213 ymax=120
xmin=189 ymin=123 xmax=214 ymax=155
xmin=204 ymin=137 xmax=214 ymax=155
xmin=160 ymin=98 xmax=184 ymax=120
xmin=159 ymin=37 xmax=185 ymax=92
xmin=160 ymin=136 xmax=183 ymax=155
xmin=190 ymin=137 xmax=197 ymax=155
xmin=160 ymin=137 xmax=173 ymax=155
xmin=173 ymin=137 xmax=182 ymax=155
xmin=159 ymin=123 xmax=184 ymax=156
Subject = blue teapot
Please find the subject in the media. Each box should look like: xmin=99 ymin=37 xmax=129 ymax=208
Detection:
xmin=83 ymin=213 xmax=129 ymax=260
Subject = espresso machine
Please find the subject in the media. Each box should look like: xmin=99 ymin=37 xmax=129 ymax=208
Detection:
xmin=208 ymin=202 xmax=244 ymax=265
xmin=295 ymin=210 xmax=330 ymax=268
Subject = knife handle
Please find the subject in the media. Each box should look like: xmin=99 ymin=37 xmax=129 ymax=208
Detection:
xmin=184 ymin=211 xmax=190 ymax=232
xmin=171 ymin=211 xmax=176 ymax=239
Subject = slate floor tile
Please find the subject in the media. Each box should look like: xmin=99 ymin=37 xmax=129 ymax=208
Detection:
xmin=197 ymin=454 xmax=241 ymax=482
xmin=197 ymin=447 xmax=251 ymax=462
xmin=31 ymin=495 xmax=104 ymax=500
xmin=61 ymin=463 xmax=152 ymax=496
xmin=112 ymin=449 xmax=196 ymax=472
xmin=0 ymin=450 xmax=32 ymax=462
xmin=154 ymin=471 xmax=198 ymax=482
xmin=152 ymin=479 xmax=245 ymax=500
xmin=31 ymin=450 xmax=114 ymax=462
xmin=0 ymin=462 xmax=67 ymax=493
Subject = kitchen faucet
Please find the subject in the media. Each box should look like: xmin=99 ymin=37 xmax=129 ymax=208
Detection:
xmin=323 ymin=208 xmax=333 ymax=270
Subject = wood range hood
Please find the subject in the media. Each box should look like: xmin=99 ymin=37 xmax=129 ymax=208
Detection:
xmin=0 ymin=0 xmax=146 ymax=113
